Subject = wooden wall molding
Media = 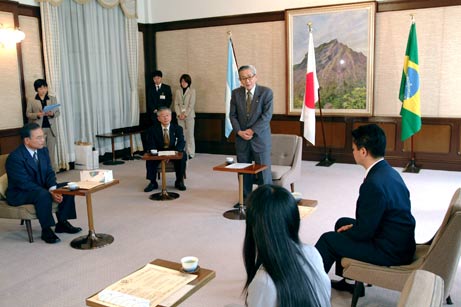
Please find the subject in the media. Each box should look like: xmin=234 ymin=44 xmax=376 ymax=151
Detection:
xmin=192 ymin=113 xmax=461 ymax=171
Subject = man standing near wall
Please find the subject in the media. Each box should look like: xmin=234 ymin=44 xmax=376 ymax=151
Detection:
xmin=147 ymin=70 xmax=173 ymax=125
xmin=229 ymin=65 xmax=273 ymax=200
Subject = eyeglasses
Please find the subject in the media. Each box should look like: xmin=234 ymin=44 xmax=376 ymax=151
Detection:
xmin=239 ymin=75 xmax=255 ymax=81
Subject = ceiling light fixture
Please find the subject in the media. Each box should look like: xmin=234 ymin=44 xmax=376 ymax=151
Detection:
xmin=0 ymin=24 xmax=25 ymax=48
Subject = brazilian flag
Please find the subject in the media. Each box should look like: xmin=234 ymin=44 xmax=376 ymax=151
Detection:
xmin=399 ymin=22 xmax=421 ymax=141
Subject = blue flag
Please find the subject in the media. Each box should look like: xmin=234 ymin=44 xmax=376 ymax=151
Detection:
xmin=225 ymin=38 xmax=239 ymax=138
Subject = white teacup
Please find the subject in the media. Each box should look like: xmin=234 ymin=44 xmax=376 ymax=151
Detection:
xmin=291 ymin=192 xmax=302 ymax=202
xmin=150 ymin=149 xmax=158 ymax=155
xmin=181 ymin=256 xmax=199 ymax=272
xmin=225 ymin=157 xmax=234 ymax=164
xmin=68 ymin=182 xmax=79 ymax=191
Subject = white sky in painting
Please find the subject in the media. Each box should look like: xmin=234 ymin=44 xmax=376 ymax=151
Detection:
xmin=292 ymin=8 xmax=369 ymax=64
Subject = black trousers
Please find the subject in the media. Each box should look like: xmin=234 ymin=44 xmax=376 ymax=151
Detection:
xmin=10 ymin=187 xmax=76 ymax=229
xmin=315 ymin=217 xmax=394 ymax=274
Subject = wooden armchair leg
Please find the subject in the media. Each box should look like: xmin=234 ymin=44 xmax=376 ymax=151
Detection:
xmin=23 ymin=219 xmax=34 ymax=243
xmin=290 ymin=183 xmax=295 ymax=192
xmin=351 ymin=281 xmax=365 ymax=307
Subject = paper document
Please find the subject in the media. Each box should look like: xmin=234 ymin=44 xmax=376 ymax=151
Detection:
xmin=43 ymin=104 xmax=61 ymax=113
xmin=71 ymin=181 xmax=106 ymax=190
xmin=298 ymin=206 xmax=316 ymax=219
xmin=225 ymin=163 xmax=253 ymax=169
xmin=96 ymin=264 xmax=197 ymax=307
xmin=158 ymin=151 xmax=177 ymax=156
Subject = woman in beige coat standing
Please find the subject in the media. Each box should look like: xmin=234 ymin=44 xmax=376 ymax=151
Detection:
xmin=26 ymin=79 xmax=60 ymax=171
xmin=174 ymin=74 xmax=196 ymax=158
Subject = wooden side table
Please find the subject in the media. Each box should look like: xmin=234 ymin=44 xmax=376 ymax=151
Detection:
xmin=213 ymin=162 xmax=267 ymax=220
xmin=86 ymin=258 xmax=216 ymax=307
xmin=142 ymin=152 xmax=183 ymax=201
xmin=95 ymin=133 xmax=126 ymax=165
xmin=54 ymin=179 xmax=119 ymax=249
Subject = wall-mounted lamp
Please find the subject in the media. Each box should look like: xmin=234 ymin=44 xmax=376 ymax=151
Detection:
xmin=0 ymin=24 xmax=25 ymax=48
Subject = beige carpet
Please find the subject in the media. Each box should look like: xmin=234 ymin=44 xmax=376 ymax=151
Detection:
xmin=0 ymin=153 xmax=460 ymax=307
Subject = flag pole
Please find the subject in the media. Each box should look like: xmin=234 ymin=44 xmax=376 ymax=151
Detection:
xmin=305 ymin=22 xmax=334 ymax=167
xmin=403 ymin=135 xmax=420 ymax=173
xmin=401 ymin=14 xmax=420 ymax=173
xmin=227 ymin=31 xmax=239 ymax=68
xmin=316 ymin=86 xmax=334 ymax=167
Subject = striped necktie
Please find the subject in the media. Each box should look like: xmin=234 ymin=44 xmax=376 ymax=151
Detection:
xmin=163 ymin=128 xmax=170 ymax=148
xmin=33 ymin=151 xmax=39 ymax=165
xmin=246 ymin=91 xmax=252 ymax=117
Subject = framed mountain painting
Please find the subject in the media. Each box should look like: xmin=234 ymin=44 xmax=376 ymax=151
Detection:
xmin=286 ymin=2 xmax=376 ymax=116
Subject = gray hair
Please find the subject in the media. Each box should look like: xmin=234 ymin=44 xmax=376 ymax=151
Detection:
xmin=238 ymin=65 xmax=257 ymax=75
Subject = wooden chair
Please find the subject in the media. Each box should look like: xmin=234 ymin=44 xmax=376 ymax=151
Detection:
xmin=0 ymin=154 xmax=58 ymax=243
xmin=270 ymin=134 xmax=302 ymax=192
xmin=339 ymin=188 xmax=461 ymax=306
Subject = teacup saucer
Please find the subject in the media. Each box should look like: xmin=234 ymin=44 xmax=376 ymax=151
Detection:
xmin=180 ymin=265 xmax=200 ymax=274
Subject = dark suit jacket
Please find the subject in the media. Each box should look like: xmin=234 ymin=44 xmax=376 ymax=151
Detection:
xmin=345 ymin=160 xmax=416 ymax=263
xmin=6 ymin=144 xmax=56 ymax=205
xmin=145 ymin=123 xmax=185 ymax=152
xmin=229 ymin=85 xmax=273 ymax=153
xmin=147 ymin=84 xmax=172 ymax=122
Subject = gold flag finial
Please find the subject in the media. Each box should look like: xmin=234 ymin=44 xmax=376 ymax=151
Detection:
xmin=307 ymin=22 xmax=313 ymax=32
xmin=409 ymin=14 xmax=415 ymax=23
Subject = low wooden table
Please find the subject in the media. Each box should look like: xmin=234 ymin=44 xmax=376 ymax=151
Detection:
xmin=54 ymin=179 xmax=119 ymax=249
xmin=96 ymin=130 xmax=143 ymax=165
xmin=142 ymin=152 xmax=183 ymax=201
xmin=86 ymin=258 xmax=216 ymax=307
xmin=213 ymin=162 xmax=267 ymax=220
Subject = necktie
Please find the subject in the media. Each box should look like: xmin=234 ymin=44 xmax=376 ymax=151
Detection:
xmin=156 ymin=85 xmax=159 ymax=91
xmin=163 ymin=128 xmax=170 ymax=148
xmin=33 ymin=151 xmax=39 ymax=165
xmin=246 ymin=91 xmax=252 ymax=117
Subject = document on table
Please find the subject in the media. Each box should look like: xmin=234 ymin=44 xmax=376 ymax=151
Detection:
xmin=96 ymin=264 xmax=197 ymax=307
xmin=43 ymin=104 xmax=61 ymax=113
xmin=298 ymin=206 xmax=317 ymax=219
xmin=158 ymin=151 xmax=177 ymax=156
xmin=72 ymin=181 xmax=105 ymax=190
xmin=225 ymin=163 xmax=253 ymax=169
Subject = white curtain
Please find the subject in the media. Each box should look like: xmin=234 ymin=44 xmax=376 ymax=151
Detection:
xmin=40 ymin=0 xmax=141 ymax=162
xmin=40 ymin=2 xmax=70 ymax=170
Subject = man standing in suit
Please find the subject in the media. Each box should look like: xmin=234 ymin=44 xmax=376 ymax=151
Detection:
xmin=229 ymin=65 xmax=273 ymax=200
xmin=315 ymin=124 xmax=416 ymax=293
xmin=146 ymin=70 xmax=173 ymax=125
xmin=6 ymin=123 xmax=81 ymax=244
xmin=144 ymin=108 xmax=187 ymax=192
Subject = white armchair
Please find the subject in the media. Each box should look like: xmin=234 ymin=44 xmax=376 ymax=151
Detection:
xmin=270 ymin=134 xmax=302 ymax=192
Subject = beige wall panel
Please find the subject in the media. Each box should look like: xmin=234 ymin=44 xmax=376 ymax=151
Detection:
xmin=138 ymin=31 xmax=146 ymax=113
xmin=374 ymin=6 xmax=461 ymax=117
xmin=19 ymin=15 xmax=44 ymax=104
xmin=157 ymin=21 xmax=286 ymax=114
xmin=0 ymin=12 xmax=23 ymax=130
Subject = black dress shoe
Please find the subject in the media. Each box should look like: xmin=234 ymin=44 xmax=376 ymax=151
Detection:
xmin=144 ymin=181 xmax=158 ymax=192
xmin=331 ymin=279 xmax=364 ymax=297
xmin=55 ymin=221 xmax=82 ymax=234
xmin=175 ymin=180 xmax=186 ymax=191
xmin=41 ymin=227 xmax=61 ymax=244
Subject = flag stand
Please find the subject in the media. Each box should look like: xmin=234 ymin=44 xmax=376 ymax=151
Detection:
xmin=403 ymin=135 xmax=420 ymax=173
xmin=316 ymin=88 xmax=334 ymax=167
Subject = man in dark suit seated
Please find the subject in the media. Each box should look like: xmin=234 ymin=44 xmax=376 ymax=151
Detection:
xmin=315 ymin=124 xmax=416 ymax=293
xmin=144 ymin=107 xmax=187 ymax=192
xmin=6 ymin=123 xmax=81 ymax=244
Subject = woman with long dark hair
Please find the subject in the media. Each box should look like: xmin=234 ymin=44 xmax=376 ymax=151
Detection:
xmin=243 ymin=185 xmax=331 ymax=307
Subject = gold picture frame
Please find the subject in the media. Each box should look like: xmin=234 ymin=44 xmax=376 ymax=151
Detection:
xmin=286 ymin=2 xmax=376 ymax=116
